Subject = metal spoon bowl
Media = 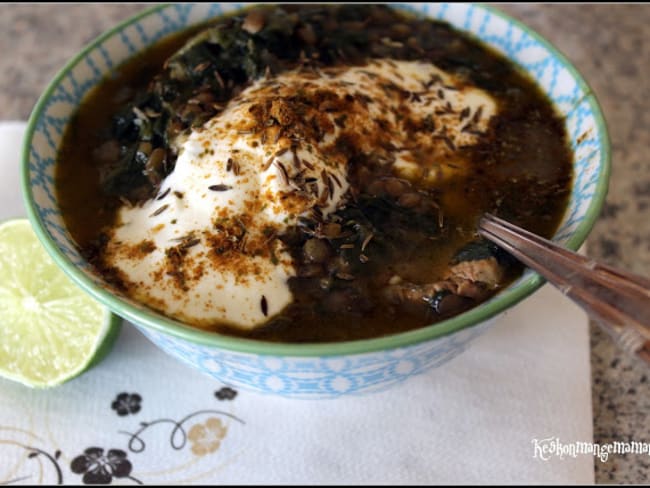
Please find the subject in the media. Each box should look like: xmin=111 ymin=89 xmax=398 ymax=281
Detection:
xmin=479 ymin=213 xmax=650 ymax=365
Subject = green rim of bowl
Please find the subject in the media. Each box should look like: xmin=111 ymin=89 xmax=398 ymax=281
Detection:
xmin=21 ymin=3 xmax=611 ymax=357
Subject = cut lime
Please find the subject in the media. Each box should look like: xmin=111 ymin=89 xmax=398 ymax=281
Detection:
xmin=0 ymin=218 xmax=121 ymax=388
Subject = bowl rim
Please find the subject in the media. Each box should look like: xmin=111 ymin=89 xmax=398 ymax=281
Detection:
xmin=21 ymin=2 xmax=611 ymax=357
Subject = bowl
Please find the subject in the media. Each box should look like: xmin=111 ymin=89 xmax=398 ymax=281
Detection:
xmin=22 ymin=3 xmax=610 ymax=398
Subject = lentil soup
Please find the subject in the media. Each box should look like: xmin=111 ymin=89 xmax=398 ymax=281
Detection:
xmin=56 ymin=5 xmax=573 ymax=342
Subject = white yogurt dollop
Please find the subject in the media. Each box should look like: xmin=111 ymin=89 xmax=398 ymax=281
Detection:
xmin=103 ymin=59 xmax=497 ymax=329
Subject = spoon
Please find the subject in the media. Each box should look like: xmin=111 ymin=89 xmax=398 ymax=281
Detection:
xmin=478 ymin=213 xmax=650 ymax=366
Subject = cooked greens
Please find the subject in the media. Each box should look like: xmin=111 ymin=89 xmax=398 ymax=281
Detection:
xmin=57 ymin=5 xmax=573 ymax=342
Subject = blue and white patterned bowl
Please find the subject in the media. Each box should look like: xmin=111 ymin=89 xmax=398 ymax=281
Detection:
xmin=22 ymin=3 xmax=610 ymax=398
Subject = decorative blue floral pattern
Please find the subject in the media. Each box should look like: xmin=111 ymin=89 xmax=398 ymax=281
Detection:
xmin=137 ymin=318 xmax=494 ymax=399
xmin=24 ymin=3 xmax=608 ymax=397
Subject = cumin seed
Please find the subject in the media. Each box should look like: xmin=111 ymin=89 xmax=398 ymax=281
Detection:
xmin=275 ymin=147 xmax=289 ymax=158
xmin=150 ymin=204 xmax=169 ymax=217
xmin=181 ymin=237 xmax=201 ymax=249
xmin=472 ymin=105 xmax=484 ymax=124
xmin=156 ymin=187 xmax=171 ymax=200
xmin=193 ymin=61 xmax=211 ymax=73
xmin=320 ymin=169 xmax=329 ymax=187
xmin=302 ymin=158 xmax=315 ymax=170
xmin=361 ymin=233 xmax=374 ymax=252
xmin=209 ymin=184 xmax=232 ymax=192
xmin=336 ymin=272 xmax=355 ymax=281
xmin=318 ymin=183 xmax=330 ymax=205
xmin=326 ymin=175 xmax=334 ymax=199
xmin=261 ymin=295 xmax=268 ymax=316
xmin=292 ymin=148 xmax=301 ymax=169
xmin=275 ymin=161 xmax=289 ymax=185
xmin=273 ymin=127 xmax=284 ymax=144
xmin=433 ymin=135 xmax=456 ymax=151
xmin=262 ymin=156 xmax=275 ymax=172
xmin=214 ymin=70 xmax=225 ymax=89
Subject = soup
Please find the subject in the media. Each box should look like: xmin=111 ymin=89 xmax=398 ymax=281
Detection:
xmin=56 ymin=5 xmax=573 ymax=342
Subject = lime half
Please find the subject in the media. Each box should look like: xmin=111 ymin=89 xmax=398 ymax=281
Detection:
xmin=0 ymin=219 xmax=121 ymax=388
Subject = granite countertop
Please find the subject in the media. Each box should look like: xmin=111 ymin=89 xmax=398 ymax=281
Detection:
xmin=0 ymin=4 xmax=648 ymax=484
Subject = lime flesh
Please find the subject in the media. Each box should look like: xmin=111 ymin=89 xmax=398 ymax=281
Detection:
xmin=0 ymin=219 xmax=120 ymax=387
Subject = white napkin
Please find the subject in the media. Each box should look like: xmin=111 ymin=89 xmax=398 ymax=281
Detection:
xmin=0 ymin=121 xmax=594 ymax=484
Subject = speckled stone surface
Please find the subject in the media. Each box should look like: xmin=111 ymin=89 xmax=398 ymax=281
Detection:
xmin=0 ymin=4 xmax=648 ymax=483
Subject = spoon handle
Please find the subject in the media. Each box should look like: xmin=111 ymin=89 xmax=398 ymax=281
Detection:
xmin=479 ymin=213 xmax=650 ymax=366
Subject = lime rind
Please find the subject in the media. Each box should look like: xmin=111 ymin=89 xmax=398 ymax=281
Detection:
xmin=0 ymin=218 xmax=121 ymax=388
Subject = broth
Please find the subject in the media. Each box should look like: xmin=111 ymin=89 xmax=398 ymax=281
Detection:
xmin=56 ymin=5 xmax=573 ymax=342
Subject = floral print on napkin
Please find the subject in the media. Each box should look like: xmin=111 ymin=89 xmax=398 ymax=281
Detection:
xmin=1 ymin=386 xmax=244 ymax=485
xmin=111 ymin=393 xmax=142 ymax=417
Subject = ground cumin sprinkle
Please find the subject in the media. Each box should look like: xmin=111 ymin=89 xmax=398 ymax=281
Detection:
xmin=56 ymin=4 xmax=573 ymax=342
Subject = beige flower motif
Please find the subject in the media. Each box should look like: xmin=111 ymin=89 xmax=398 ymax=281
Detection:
xmin=188 ymin=417 xmax=228 ymax=456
